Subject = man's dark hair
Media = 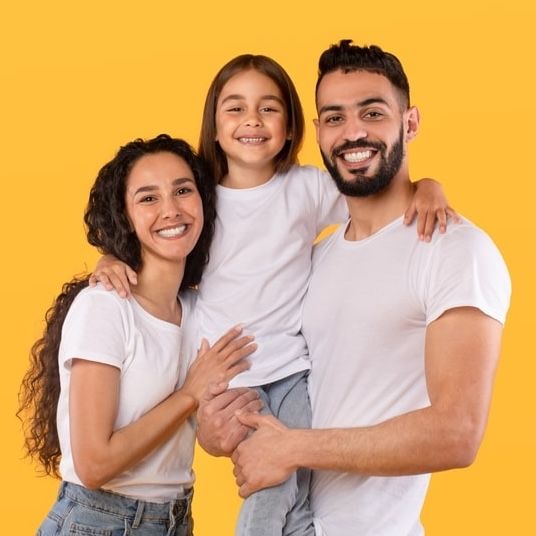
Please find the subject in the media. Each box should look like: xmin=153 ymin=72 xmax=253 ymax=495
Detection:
xmin=316 ymin=40 xmax=410 ymax=109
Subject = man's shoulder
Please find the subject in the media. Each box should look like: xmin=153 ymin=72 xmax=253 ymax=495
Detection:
xmin=428 ymin=217 xmax=503 ymax=258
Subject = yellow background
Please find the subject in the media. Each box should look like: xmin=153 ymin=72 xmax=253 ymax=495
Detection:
xmin=1 ymin=1 xmax=534 ymax=533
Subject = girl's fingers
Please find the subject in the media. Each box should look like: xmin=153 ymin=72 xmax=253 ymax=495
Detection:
xmin=436 ymin=209 xmax=448 ymax=234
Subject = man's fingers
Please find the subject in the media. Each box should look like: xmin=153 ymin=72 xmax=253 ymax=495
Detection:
xmin=235 ymin=411 xmax=265 ymax=429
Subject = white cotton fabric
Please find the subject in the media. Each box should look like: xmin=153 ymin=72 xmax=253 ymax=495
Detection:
xmin=303 ymin=217 xmax=511 ymax=536
xmin=196 ymin=165 xmax=347 ymax=388
xmin=57 ymin=285 xmax=198 ymax=502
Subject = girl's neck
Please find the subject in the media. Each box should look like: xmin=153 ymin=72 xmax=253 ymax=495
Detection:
xmin=131 ymin=258 xmax=185 ymax=326
xmin=220 ymin=161 xmax=276 ymax=189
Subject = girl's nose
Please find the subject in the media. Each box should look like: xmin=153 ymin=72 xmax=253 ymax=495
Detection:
xmin=244 ymin=111 xmax=262 ymax=127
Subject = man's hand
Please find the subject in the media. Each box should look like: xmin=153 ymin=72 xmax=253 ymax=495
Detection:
xmin=196 ymin=383 xmax=263 ymax=456
xmin=232 ymin=413 xmax=295 ymax=498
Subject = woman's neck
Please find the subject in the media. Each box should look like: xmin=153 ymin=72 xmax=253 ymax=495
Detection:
xmin=131 ymin=259 xmax=185 ymax=325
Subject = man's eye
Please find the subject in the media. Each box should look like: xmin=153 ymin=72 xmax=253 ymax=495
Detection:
xmin=325 ymin=116 xmax=343 ymax=124
xmin=364 ymin=111 xmax=383 ymax=119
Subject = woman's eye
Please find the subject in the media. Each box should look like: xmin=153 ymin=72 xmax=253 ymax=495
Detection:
xmin=176 ymin=187 xmax=192 ymax=196
xmin=140 ymin=195 xmax=156 ymax=203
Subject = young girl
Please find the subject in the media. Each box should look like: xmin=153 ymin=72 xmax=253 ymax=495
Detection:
xmin=93 ymin=57 xmax=455 ymax=536
xmin=19 ymin=134 xmax=256 ymax=536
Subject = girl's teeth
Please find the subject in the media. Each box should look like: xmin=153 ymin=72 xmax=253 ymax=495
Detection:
xmin=343 ymin=150 xmax=372 ymax=163
xmin=239 ymin=137 xmax=265 ymax=143
xmin=157 ymin=225 xmax=186 ymax=237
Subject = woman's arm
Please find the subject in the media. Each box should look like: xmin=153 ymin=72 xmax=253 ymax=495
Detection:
xmin=70 ymin=327 xmax=255 ymax=489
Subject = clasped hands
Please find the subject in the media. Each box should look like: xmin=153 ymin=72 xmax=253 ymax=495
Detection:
xmin=197 ymin=383 xmax=296 ymax=497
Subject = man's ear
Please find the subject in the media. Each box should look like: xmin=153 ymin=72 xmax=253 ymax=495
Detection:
xmin=405 ymin=106 xmax=420 ymax=142
xmin=313 ymin=118 xmax=320 ymax=143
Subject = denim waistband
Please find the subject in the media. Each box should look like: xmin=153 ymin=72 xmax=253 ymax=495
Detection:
xmin=59 ymin=481 xmax=192 ymax=525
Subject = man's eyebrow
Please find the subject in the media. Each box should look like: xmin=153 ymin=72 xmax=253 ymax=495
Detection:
xmin=318 ymin=104 xmax=343 ymax=115
xmin=358 ymin=97 xmax=389 ymax=107
xmin=318 ymin=97 xmax=390 ymax=116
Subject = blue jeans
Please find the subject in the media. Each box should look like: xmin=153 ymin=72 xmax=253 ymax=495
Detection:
xmin=37 ymin=482 xmax=193 ymax=536
xmin=236 ymin=370 xmax=315 ymax=536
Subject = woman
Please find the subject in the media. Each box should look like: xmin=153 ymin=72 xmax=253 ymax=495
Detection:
xmin=19 ymin=134 xmax=256 ymax=535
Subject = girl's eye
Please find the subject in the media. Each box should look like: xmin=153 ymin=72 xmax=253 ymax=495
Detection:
xmin=140 ymin=195 xmax=156 ymax=203
xmin=226 ymin=106 xmax=242 ymax=112
xmin=260 ymin=107 xmax=278 ymax=113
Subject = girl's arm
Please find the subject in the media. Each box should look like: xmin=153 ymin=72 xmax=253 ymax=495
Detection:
xmin=89 ymin=255 xmax=137 ymax=298
xmin=405 ymin=179 xmax=460 ymax=242
xmin=70 ymin=328 xmax=255 ymax=489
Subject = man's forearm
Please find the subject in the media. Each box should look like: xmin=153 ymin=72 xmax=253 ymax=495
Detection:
xmin=286 ymin=404 xmax=482 ymax=477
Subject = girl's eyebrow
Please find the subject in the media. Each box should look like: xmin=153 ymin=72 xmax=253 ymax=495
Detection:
xmin=220 ymin=94 xmax=284 ymax=105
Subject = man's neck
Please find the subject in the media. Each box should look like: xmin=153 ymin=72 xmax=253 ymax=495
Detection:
xmin=344 ymin=173 xmax=415 ymax=241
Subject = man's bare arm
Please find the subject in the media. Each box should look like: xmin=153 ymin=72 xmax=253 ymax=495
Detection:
xmin=233 ymin=307 xmax=504 ymax=496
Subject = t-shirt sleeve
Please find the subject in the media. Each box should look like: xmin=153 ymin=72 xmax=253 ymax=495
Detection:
xmin=314 ymin=169 xmax=348 ymax=233
xmin=424 ymin=225 xmax=511 ymax=325
xmin=59 ymin=289 xmax=129 ymax=370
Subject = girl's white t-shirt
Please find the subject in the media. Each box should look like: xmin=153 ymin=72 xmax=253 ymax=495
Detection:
xmin=196 ymin=165 xmax=347 ymax=387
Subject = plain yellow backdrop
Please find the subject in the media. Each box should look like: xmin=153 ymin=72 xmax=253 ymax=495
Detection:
xmin=1 ymin=0 xmax=534 ymax=533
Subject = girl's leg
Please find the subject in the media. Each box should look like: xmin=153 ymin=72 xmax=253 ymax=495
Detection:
xmin=235 ymin=371 xmax=314 ymax=536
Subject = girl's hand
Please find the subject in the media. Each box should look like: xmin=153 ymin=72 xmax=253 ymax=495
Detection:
xmin=89 ymin=254 xmax=137 ymax=298
xmin=404 ymin=178 xmax=461 ymax=242
xmin=182 ymin=326 xmax=257 ymax=404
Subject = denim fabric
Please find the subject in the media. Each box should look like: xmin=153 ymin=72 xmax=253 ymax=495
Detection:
xmin=37 ymin=482 xmax=193 ymax=536
xmin=236 ymin=370 xmax=315 ymax=536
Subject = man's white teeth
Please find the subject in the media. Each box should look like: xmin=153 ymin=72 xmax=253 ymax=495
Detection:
xmin=157 ymin=225 xmax=186 ymax=238
xmin=238 ymin=137 xmax=265 ymax=143
xmin=343 ymin=150 xmax=372 ymax=163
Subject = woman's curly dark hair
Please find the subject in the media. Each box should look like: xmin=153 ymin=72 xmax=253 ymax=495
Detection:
xmin=18 ymin=134 xmax=216 ymax=477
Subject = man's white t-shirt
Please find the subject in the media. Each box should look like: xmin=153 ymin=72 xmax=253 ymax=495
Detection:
xmin=302 ymin=217 xmax=511 ymax=535
xmin=196 ymin=165 xmax=347 ymax=387
xmin=57 ymin=285 xmax=197 ymax=502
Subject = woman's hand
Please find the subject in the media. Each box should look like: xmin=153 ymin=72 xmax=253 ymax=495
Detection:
xmin=182 ymin=326 xmax=257 ymax=404
xmin=404 ymin=178 xmax=461 ymax=241
xmin=89 ymin=254 xmax=137 ymax=298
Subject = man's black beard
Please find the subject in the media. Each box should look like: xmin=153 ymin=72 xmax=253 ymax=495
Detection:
xmin=321 ymin=126 xmax=405 ymax=197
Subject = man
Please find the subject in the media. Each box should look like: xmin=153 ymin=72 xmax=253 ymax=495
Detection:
xmin=199 ymin=40 xmax=511 ymax=535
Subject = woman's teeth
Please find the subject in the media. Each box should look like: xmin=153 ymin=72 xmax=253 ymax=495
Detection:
xmin=157 ymin=225 xmax=186 ymax=238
